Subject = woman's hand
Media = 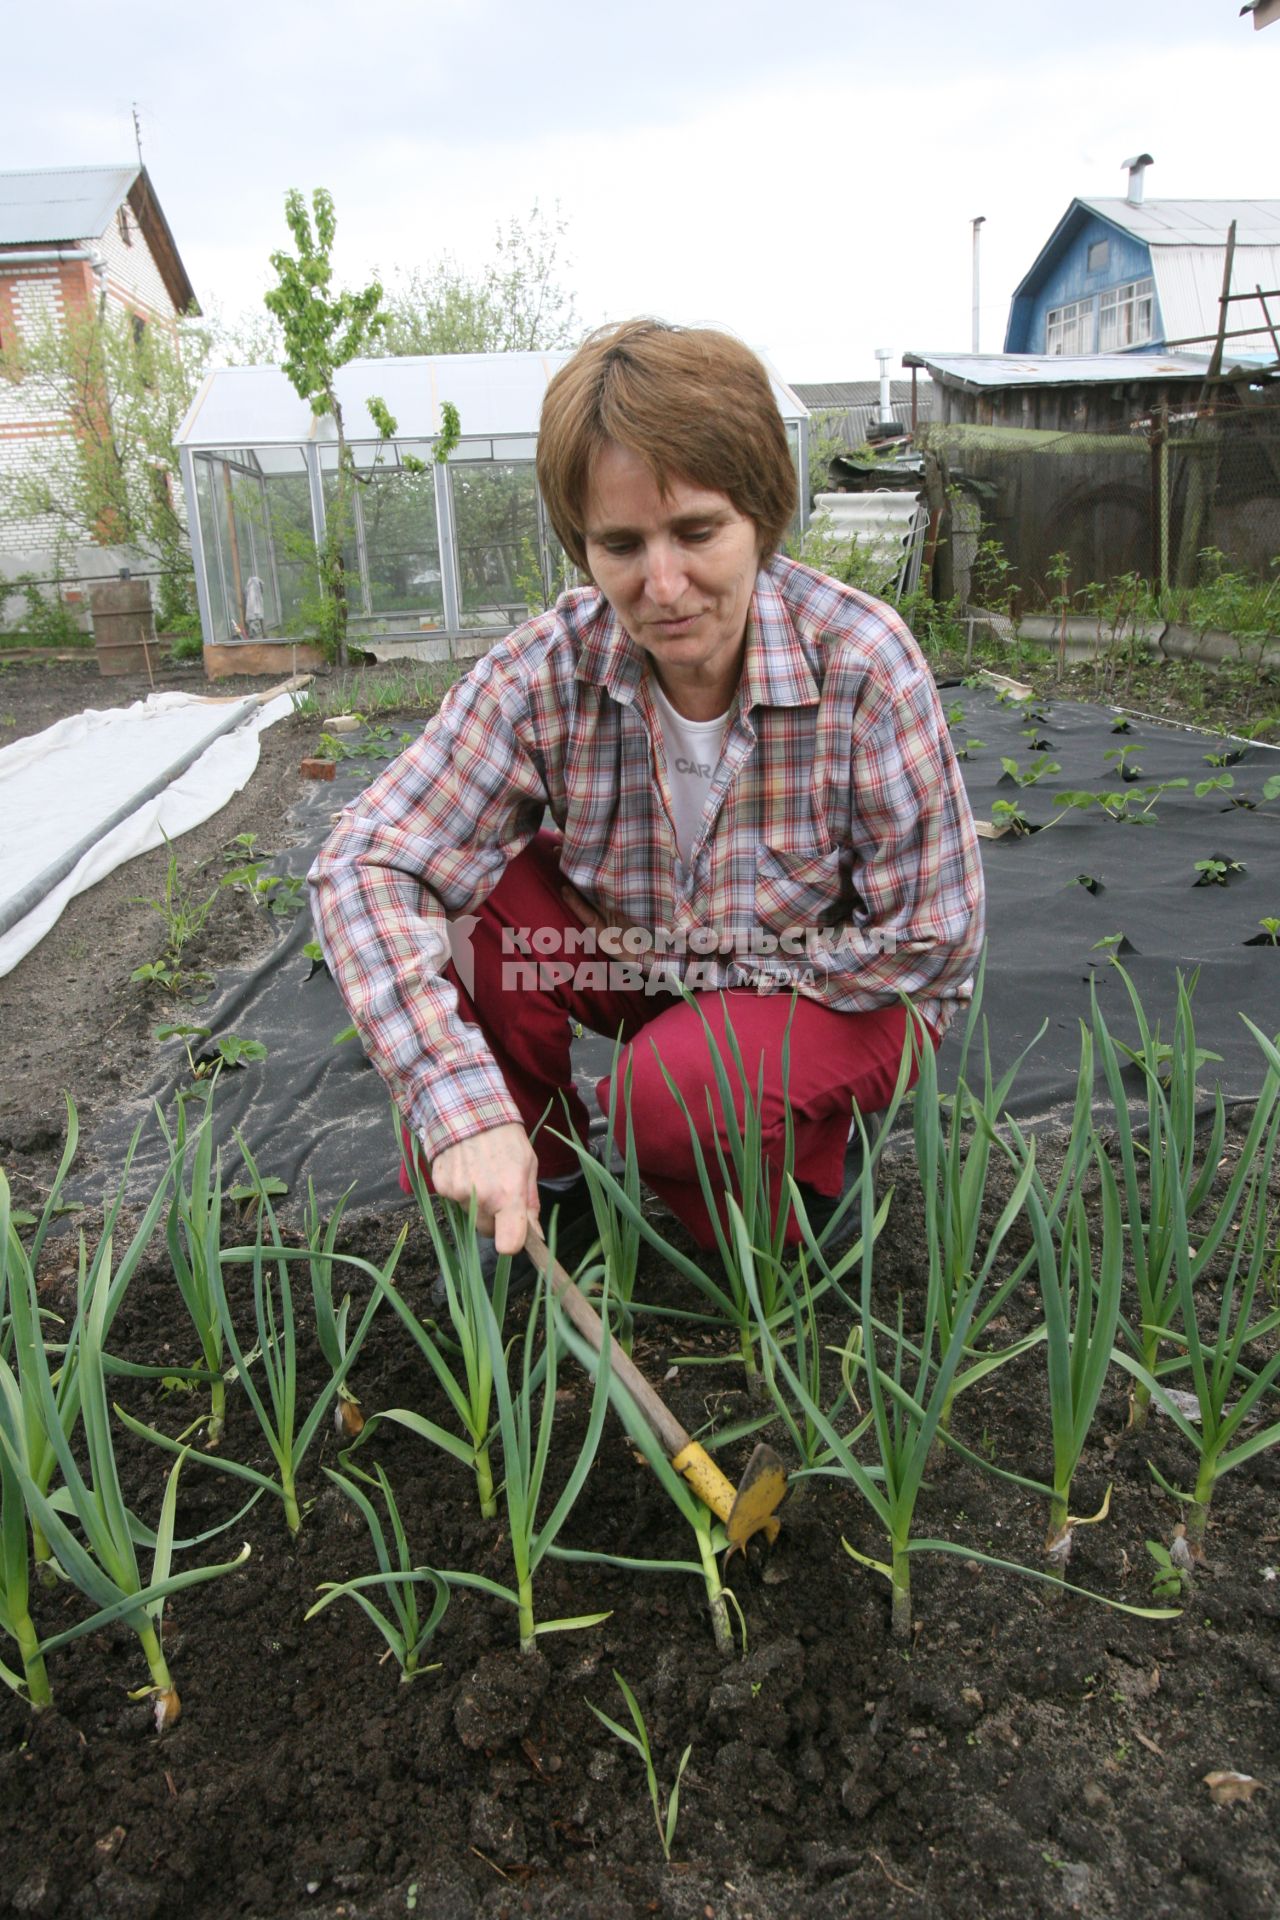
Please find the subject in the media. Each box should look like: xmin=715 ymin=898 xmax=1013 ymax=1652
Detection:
xmin=430 ymin=1123 xmax=539 ymax=1254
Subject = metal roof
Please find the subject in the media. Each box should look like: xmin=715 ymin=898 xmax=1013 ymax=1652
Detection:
xmin=1151 ymin=242 xmax=1280 ymax=352
xmin=178 ymin=351 xmax=808 ymax=450
xmin=1089 ymin=202 xmax=1280 ymax=349
xmin=792 ymin=380 xmax=917 ymax=408
xmin=902 ymin=350 xmax=1218 ymax=391
xmin=1079 ymin=197 xmax=1280 ymax=247
xmin=0 ymin=163 xmax=139 ymax=245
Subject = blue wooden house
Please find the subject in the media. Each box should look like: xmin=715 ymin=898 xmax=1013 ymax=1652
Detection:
xmin=1004 ymin=158 xmax=1280 ymax=360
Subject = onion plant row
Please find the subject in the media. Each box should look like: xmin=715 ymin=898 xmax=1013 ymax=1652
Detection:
xmin=1 ymin=1154 xmax=250 ymax=1723
xmin=0 ymin=1089 xmax=402 ymax=1713
xmin=2 ymin=952 xmax=1279 ymax=1708
xmin=121 ymin=1135 xmax=404 ymax=1537
xmin=520 ymin=965 xmax=1280 ymax=1639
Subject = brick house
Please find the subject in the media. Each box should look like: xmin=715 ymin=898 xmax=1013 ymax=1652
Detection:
xmin=0 ymin=163 xmax=198 ymax=622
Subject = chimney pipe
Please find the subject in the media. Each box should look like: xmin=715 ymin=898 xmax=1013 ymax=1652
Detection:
xmin=1122 ymin=152 xmax=1153 ymax=205
xmin=874 ymin=348 xmax=893 ymax=427
xmin=971 ymin=216 xmax=985 ymax=353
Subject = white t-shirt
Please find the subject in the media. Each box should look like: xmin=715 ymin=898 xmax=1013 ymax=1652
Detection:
xmin=651 ymin=678 xmax=735 ymax=864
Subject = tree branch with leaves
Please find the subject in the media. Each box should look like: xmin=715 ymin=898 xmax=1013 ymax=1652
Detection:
xmin=263 ymin=188 xmax=459 ymax=659
xmin=0 ymin=304 xmax=206 ymax=628
xmin=375 ymin=203 xmax=579 ymax=357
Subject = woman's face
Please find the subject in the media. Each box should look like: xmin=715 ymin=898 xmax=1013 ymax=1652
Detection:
xmin=581 ymin=440 xmax=761 ymax=714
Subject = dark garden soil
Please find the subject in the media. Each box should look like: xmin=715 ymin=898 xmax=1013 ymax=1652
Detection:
xmin=0 ymin=654 xmax=323 ymax=1198
xmin=1 ymin=654 xmax=1278 ymax=1920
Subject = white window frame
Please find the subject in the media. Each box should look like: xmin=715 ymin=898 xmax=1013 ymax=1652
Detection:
xmin=1046 ymin=298 xmax=1094 ymax=355
xmin=1099 ymin=277 xmax=1155 ymax=350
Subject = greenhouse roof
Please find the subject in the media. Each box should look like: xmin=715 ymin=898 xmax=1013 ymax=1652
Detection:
xmin=177 ymin=349 xmax=808 ymax=452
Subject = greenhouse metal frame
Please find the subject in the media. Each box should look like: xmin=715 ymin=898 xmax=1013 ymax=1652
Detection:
xmin=175 ymin=350 xmax=810 ymax=660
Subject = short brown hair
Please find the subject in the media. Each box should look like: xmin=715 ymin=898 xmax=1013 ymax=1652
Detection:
xmin=536 ymin=319 xmax=798 ymax=572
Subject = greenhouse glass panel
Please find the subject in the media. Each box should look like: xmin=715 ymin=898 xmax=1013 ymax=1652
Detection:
xmin=359 ymin=467 xmax=444 ymax=622
xmin=520 ymin=514 xmax=575 ymax=614
xmin=451 ymin=462 xmax=539 ymax=630
xmin=320 ymin=472 xmax=365 ymax=611
xmin=193 ymin=456 xmax=230 ymax=642
xmin=227 ymin=463 xmax=265 ymax=630
xmin=320 ymin=467 xmax=445 ymax=625
xmin=195 ymin=451 xmax=276 ymax=640
xmin=262 ymin=466 xmax=316 ymax=632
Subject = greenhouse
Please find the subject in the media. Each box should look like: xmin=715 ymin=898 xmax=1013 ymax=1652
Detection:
xmin=175 ymin=351 xmax=811 ymax=660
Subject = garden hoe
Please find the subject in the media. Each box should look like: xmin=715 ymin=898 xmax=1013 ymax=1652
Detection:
xmin=524 ymin=1224 xmax=787 ymax=1555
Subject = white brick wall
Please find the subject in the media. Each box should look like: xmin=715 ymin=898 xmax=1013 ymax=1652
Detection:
xmin=0 ymin=207 xmax=187 ymax=587
xmin=0 ymin=431 xmax=85 ymax=557
xmin=0 ymin=267 xmax=89 ymax=556
xmin=13 ymin=272 xmax=64 ymax=330
xmin=0 ymin=272 xmax=72 ymax=433
xmin=97 ymin=211 xmax=180 ymax=318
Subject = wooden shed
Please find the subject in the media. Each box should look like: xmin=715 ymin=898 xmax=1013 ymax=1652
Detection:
xmin=903 ymin=351 xmax=1280 ymax=600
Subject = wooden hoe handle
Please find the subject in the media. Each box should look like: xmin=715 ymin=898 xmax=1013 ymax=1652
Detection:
xmin=522 ymin=1224 xmax=741 ymax=1525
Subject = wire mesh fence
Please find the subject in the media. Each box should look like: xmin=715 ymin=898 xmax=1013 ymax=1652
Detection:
xmin=922 ymin=396 xmax=1280 ymax=610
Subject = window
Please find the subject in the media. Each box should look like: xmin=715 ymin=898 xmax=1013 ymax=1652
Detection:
xmin=1045 ymin=298 xmax=1094 ymax=355
xmin=118 ymin=207 xmax=133 ymax=247
xmin=1099 ymin=278 xmax=1155 ymax=350
xmin=1086 ymin=239 xmax=1109 ymax=274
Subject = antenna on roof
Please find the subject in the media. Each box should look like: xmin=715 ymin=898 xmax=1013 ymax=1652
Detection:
xmin=132 ymin=103 xmax=144 ymax=167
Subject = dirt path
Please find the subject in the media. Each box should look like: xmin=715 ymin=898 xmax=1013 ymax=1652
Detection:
xmin=0 ymin=657 xmax=324 ymax=1204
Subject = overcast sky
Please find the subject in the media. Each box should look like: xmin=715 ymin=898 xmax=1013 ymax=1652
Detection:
xmin=5 ymin=0 xmax=1277 ymax=383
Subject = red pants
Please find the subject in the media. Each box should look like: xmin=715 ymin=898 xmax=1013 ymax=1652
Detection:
xmin=411 ymin=833 xmax=930 ymax=1249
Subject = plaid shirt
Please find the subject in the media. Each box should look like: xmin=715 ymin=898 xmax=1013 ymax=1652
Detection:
xmin=309 ymin=555 xmax=985 ymax=1164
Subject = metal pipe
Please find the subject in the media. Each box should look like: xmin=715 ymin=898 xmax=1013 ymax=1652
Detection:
xmin=0 ymin=696 xmax=262 ymax=941
xmin=0 ymin=246 xmax=100 ymax=266
xmin=1122 ymin=153 xmax=1153 ymax=206
xmin=971 ymin=217 xmax=985 ymax=353
xmin=875 ymin=348 xmax=892 ymax=426
xmin=0 ymin=246 xmax=109 ymax=301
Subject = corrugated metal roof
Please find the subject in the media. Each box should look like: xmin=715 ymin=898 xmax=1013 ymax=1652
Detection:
xmin=179 ymin=351 xmax=809 ymax=450
xmin=1080 ymin=197 xmax=1280 ymax=248
xmin=792 ymin=380 xmax=916 ymax=408
xmin=1147 ymin=243 xmax=1280 ymax=352
xmin=795 ymin=381 xmax=936 ymax=453
xmin=0 ymin=163 xmax=139 ymax=245
xmin=811 ymin=492 xmax=927 ymax=597
xmin=902 ymin=350 xmax=1217 ymax=390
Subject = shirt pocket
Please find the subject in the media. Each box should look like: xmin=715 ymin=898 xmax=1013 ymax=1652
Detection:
xmin=754 ymin=831 xmax=845 ymax=934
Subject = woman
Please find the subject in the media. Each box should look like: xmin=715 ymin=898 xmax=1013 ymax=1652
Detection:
xmin=309 ymin=319 xmax=985 ymax=1261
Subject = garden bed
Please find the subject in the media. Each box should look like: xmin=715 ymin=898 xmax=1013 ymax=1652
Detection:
xmin=2 ymin=1115 xmax=1277 ymax=1920
xmin=1 ymin=653 xmax=1278 ymax=1920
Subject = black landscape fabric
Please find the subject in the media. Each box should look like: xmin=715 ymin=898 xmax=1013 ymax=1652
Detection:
xmin=90 ymin=684 xmax=1280 ymax=1212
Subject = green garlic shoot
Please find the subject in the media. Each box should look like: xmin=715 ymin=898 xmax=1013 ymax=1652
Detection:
xmin=587 ymin=1672 xmax=692 ymax=1863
